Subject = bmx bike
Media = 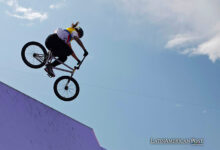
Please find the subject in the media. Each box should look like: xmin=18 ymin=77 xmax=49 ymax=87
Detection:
xmin=21 ymin=41 xmax=86 ymax=101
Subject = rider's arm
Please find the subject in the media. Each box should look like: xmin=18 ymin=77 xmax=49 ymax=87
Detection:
xmin=71 ymin=50 xmax=80 ymax=63
xmin=73 ymin=36 xmax=88 ymax=55
xmin=67 ymin=42 xmax=80 ymax=63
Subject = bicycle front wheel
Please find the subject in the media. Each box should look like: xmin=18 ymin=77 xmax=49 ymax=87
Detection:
xmin=54 ymin=76 xmax=80 ymax=101
xmin=21 ymin=41 xmax=47 ymax=69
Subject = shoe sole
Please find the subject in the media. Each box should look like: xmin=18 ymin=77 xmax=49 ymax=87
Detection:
xmin=44 ymin=68 xmax=55 ymax=77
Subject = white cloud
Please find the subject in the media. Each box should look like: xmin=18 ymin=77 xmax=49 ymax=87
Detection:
xmin=49 ymin=3 xmax=63 ymax=9
xmin=1 ymin=0 xmax=48 ymax=21
xmin=49 ymin=0 xmax=66 ymax=9
xmin=49 ymin=4 xmax=60 ymax=9
xmin=165 ymin=34 xmax=198 ymax=49
xmin=115 ymin=0 xmax=220 ymax=62
xmin=183 ymin=34 xmax=220 ymax=62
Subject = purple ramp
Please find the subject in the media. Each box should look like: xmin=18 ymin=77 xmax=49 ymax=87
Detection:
xmin=0 ymin=81 xmax=105 ymax=150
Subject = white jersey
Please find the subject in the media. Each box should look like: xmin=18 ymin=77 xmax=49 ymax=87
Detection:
xmin=55 ymin=28 xmax=79 ymax=44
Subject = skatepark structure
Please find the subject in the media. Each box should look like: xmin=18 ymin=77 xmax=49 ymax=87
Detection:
xmin=0 ymin=81 xmax=105 ymax=150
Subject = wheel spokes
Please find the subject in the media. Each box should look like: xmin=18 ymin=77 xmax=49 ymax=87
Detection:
xmin=56 ymin=79 xmax=76 ymax=98
xmin=25 ymin=45 xmax=45 ymax=65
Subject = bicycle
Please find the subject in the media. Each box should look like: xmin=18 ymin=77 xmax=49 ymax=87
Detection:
xmin=21 ymin=41 xmax=86 ymax=101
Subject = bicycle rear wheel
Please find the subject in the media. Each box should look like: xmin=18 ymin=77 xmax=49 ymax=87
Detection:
xmin=54 ymin=76 xmax=80 ymax=101
xmin=21 ymin=41 xmax=47 ymax=69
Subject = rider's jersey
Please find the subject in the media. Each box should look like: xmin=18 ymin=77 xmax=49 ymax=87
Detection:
xmin=55 ymin=27 xmax=79 ymax=45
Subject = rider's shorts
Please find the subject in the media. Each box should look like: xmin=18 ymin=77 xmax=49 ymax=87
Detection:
xmin=45 ymin=33 xmax=72 ymax=57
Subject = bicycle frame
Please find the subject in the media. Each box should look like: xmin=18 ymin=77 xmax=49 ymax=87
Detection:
xmin=53 ymin=59 xmax=76 ymax=76
xmin=35 ymin=51 xmax=86 ymax=78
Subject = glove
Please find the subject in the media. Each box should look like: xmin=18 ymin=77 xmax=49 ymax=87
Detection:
xmin=84 ymin=50 xmax=88 ymax=57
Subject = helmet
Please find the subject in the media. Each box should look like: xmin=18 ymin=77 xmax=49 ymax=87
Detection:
xmin=75 ymin=26 xmax=84 ymax=38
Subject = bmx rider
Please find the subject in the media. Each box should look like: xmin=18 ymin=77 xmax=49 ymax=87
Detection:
xmin=45 ymin=21 xmax=88 ymax=77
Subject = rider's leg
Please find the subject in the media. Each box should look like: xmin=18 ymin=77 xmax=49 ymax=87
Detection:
xmin=45 ymin=34 xmax=57 ymax=77
xmin=44 ymin=65 xmax=55 ymax=77
xmin=45 ymin=33 xmax=71 ymax=77
xmin=51 ymin=54 xmax=68 ymax=67
xmin=45 ymin=54 xmax=67 ymax=77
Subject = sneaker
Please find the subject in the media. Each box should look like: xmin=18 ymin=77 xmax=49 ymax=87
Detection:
xmin=44 ymin=64 xmax=55 ymax=77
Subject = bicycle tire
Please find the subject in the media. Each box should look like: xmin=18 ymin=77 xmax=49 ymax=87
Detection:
xmin=21 ymin=41 xmax=47 ymax=69
xmin=54 ymin=76 xmax=80 ymax=101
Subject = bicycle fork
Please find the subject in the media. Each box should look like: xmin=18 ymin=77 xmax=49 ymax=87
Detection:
xmin=64 ymin=69 xmax=76 ymax=88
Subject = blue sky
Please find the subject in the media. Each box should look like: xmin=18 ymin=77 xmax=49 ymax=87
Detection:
xmin=0 ymin=0 xmax=220 ymax=150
